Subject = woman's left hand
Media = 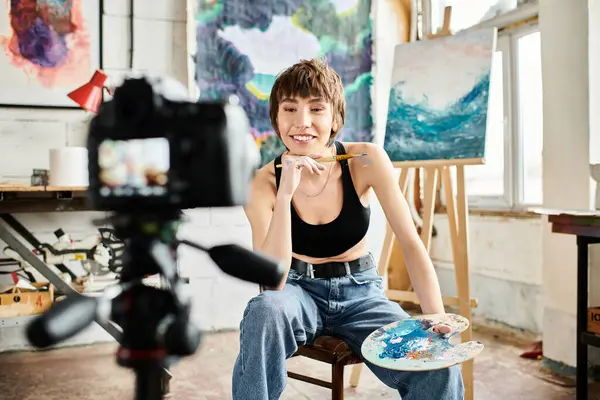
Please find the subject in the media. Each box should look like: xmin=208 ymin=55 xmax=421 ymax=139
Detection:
xmin=432 ymin=324 xmax=452 ymax=335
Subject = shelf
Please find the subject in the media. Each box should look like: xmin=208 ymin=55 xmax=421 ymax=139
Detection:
xmin=582 ymin=332 xmax=600 ymax=348
xmin=0 ymin=315 xmax=37 ymax=328
xmin=0 ymin=185 xmax=87 ymax=192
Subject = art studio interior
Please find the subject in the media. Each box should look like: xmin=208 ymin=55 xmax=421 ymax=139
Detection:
xmin=0 ymin=0 xmax=600 ymax=399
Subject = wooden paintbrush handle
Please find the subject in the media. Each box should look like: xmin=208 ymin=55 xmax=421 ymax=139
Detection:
xmin=275 ymin=153 xmax=365 ymax=168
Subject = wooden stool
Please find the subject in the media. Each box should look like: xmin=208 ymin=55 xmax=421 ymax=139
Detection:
xmin=287 ymin=336 xmax=363 ymax=400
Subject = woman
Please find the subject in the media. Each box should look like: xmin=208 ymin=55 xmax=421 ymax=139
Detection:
xmin=232 ymin=59 xmax=464 ymax=400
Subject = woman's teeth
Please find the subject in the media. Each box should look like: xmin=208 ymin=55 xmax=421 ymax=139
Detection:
xmin=292 ymin=135 xmax=314 ymax=142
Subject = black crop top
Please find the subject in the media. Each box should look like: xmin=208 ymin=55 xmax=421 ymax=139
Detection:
xmin=274 ymin=141 xmax=371 ymax=258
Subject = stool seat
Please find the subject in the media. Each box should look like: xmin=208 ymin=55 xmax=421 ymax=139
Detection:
xmin=288 ymin=336 xmax=364 ymax=400
xmin=294 ymin=336 xmax=363 ymax=365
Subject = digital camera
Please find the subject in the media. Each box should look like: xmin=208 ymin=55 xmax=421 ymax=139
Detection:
xmin=86 ymin=75 xmax=260 ymax=212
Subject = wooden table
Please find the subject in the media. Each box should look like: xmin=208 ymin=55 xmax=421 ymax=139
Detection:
xmin=535 ymin=208 xmax=600 ymax=400
xmin=0 ymin=184 xmax=121 ymax=340
xmin=0 ymin=184 xmax=90 ymax=213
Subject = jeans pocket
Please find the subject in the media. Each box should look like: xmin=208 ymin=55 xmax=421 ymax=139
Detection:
xmin=348 ymin=267 xmax=383 ymax=286
xmin=287 ymin=269 xmax=304 ymax=281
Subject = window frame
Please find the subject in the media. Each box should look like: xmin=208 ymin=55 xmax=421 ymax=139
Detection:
xmin=466 ymin=33 xmax=513 ymax=210
xmin=510 ymin=22 xmax=543 ymax=209
xmin=464 ymin=20 xmax=541 ymax=211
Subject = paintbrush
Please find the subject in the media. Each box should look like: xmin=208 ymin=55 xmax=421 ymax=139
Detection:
xmin=275 ymin=153 xmax=368 ymax=168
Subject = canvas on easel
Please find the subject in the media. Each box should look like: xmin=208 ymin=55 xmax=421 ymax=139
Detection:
xmin=366 ymin=14 xmax=496 ymax=400
xmin=380 ymin=25 xmax=496 ymax=306
xmin=383 ymin=27 xmax=496 ymax=162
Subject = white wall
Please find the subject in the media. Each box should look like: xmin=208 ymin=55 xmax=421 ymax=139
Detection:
xmin=539 ymin=0 xmax=592 ymax=367
xmin=432 ymin=215 xmax=544 ymax=332
xmin=587 ymin=0 xmax=600 ymax=310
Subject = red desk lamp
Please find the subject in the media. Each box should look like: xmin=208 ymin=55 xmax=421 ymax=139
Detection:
xmin=69 ymin=0 xmax=131 ymax=113
xmin=67 ymin=69 xmax=113 ymax=113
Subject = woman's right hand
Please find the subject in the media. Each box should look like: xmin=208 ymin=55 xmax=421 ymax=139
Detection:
xmin=278 ymin=153 xmax=326 ymax=197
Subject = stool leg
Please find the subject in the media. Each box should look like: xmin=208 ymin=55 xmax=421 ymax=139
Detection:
xmin=349 ymin=364 xmax=363 ymax=387
xmin=331 ymin=363 xmax=344 ymax=400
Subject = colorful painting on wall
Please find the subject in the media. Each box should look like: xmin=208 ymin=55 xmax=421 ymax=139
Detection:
xmin=191 ymin=0 xmax=374 ymax=167
xmin=0 ymin=0 xmax=101 ymax=108
xmin=383 ymin=28 xmax=496 ymax=162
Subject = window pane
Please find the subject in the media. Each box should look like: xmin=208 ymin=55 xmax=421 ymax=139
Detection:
xmin=464 ymin=49 xmax=505 ymax=197
xmin=517 ymin=31 xmax=543 ymax=204
xmin=431 ymin=0 xmax=518 ymax=33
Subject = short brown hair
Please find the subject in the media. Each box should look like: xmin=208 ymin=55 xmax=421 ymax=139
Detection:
xmin=269 ymin=59 xmax=345 ymax=145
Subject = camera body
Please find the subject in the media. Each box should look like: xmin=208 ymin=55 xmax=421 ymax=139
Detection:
xmin=86 ymin=75 xmax=260 ymax=212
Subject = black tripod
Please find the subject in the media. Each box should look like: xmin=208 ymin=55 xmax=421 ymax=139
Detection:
xmin=25 ymin=212 xmax=284 ymax=400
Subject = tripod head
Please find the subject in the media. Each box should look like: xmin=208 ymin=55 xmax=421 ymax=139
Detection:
xmin=26 ymin=212 xmax=285 ymax=399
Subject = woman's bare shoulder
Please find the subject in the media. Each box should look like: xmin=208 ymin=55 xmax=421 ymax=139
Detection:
xmin=340 ymin=141 xmax=380 ymax=154
xmin=340 ymin=142 xmax=387 ymax=163
xmin=342 ymin=142 xmax=391 ymax=180
xmin=250 ymin=159 xmax=277 ymax=196
xmin=243 ymin=160 xmax=278 ymax=222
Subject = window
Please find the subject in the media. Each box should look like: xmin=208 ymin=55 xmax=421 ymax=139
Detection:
xmin=430 ymin=0 xmax=519 ymax=34
xmin=516 ymin=31 xmax=543 ymax=205
xmin=427 ymin=2 xmax=543 ymax=210
xmin=447 ymin=24 xmax=543 ymax=210
xmin=463 ymin=40 xmax=507 ymax=205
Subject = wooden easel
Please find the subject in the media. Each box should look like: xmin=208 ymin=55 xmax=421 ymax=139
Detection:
xmin=348 ymin=160 xmax=480 ymax=398
xmin=427 ymin=5 xmax=453 ymax=39
xmin=349 ymin=7 xmax=480 ymax=400
xmin=383 ymin=160 xmax=480 ymax=398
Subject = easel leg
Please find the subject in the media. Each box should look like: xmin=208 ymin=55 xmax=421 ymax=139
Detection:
xmin=442 ymin=166 xmax=474 ymax=400
xmin=383 ymin=168 xmax=411 ymax=288
xmin=419 ymin=167 xmax=438 ymax=252
xmin=349 ymin=363 xmax=362 ymax=388
xmin=405 ymin=167 xmax=438 ymax=295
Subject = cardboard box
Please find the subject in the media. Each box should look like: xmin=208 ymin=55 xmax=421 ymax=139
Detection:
xmin=0 ymin=284 xmax=54 ymax=318
xmin=589 ymin=306 xmax=600 ymax=335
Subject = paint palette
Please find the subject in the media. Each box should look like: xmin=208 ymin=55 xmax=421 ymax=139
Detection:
xmin=361 ymin=313 xmax=484 ymax=371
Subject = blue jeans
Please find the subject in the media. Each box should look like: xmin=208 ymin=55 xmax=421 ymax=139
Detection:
xmin=232 ymin=253 xmax=464 ymax=399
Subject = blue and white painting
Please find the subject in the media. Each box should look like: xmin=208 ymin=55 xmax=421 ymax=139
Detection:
xmin=383 ymin=28 xmax=496 ymax=162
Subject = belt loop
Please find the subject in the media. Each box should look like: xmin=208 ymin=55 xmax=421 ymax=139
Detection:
xmin=344 ymin=262 xmax=351 ymax=276
xmin=307 ymin=264 xmax=315 ymax=279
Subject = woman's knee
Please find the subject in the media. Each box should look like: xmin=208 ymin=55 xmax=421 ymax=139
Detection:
xmin=384 ymin=364 xmax=464 ymax=397
xmin=434 ymin=365 xmax=463 ymax=387
xmin=413 ymin=365 xmax=464 ymax=397
xmin=243 ymin=290 xmax=292 ymax=325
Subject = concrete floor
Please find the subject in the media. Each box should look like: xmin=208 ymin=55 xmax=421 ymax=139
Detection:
xmin=0 ymin=327 xmax=598 ymax=400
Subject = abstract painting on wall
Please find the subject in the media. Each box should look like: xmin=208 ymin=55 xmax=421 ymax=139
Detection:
xmin=383 ymin=28 xmax=496 ymax=162
xmin=0 ymin=0 xmax=101 ymax=108
xmin=191 ymin=0 xmax=374 ymax=167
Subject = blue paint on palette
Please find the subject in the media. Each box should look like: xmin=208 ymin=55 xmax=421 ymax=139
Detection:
xmin=377 ymin=319 xmax=452 ymax=360
xmin=361 ymin=314 xmax=484 ymax=371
